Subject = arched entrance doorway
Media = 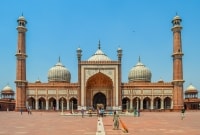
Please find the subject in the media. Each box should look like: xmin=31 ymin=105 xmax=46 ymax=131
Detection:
xmin=38 ymin=97 xmax=46 ymax=110
xmin=164 ymin=97 xmax=171 ymax=109
xmin=122 ymin=98 xmax=130 ymax=111
xmin=27 ymin=97 xmax=36 ymax=109
xmin=133 ymin=97 xmax=140 ymax=110
xmin=86 ymin=72 xmax=113 ymax=110
xmin=49 ymin=97 xmax=56 ymax=110
xmin=154 ymin=97 xmax=161 ymax=109
xmin=69 ymin=98 xmax=78 ymax=110
xmin=93 ymin=92 xmax=106 ymax=109
xmin=143 ymin=97 xmax=151 ymax=109
xmin=59 ymin=97 xmax=67 ymax=110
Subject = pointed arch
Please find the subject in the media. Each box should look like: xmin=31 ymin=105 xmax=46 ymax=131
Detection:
xmin=69 ymin=97 xmax=78 ymax=110
xmin=86 ymin=72 xmax=113 ymax=89
xmin=38 ymin=97 xmax=46 ymax=110
xmin=86 ymin=72 xmax=113 ymax=108
xmin=122 ymin=97 xmax=130 ymax=111
xmin=143 ymin=97 xmax=151 ymax=109
xmin=133 ymin=97 xmax=140 ymax=110
xmin=164 ymin=97 xmax=172 ymax=109
xmin=58 ymin=97 xmax=67 ymax=110
xmin=154 ymin=97 xmax=161 ymax=109
xmin=49 ymin=97 xmax=56 ymax=110
xmin=27 ymin=97 xmax=36 ymax=109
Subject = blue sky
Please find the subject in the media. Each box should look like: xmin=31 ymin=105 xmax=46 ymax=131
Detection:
xmin=0 ymin=0 xmax=200 ymax=95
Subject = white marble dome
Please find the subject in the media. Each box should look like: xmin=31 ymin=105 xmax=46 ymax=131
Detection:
xmin=88 ymin=41 xmax=111 ymax=61
xmin=88 ymin=49 xmax=111 ymax=61
xmin=128 ymin=58 xmax=152 ymax=82
xmin=2 ymin=85 xmax=13 ymax=91
xmin=2 ymin=85 xmax=14 ymax=94
xmin=185 ymin=84 xmax=198 ymax=93
xmin=48 ymin=60 xmax=71 ymax=82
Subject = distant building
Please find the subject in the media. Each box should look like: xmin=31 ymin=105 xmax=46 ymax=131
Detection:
xmin=184 ymin=84 xmax=200 ymax=110
xmin=14 ymin=15 xmax=189 ymax=112
xmin=0 ymin=85 xmax=15 ymax=111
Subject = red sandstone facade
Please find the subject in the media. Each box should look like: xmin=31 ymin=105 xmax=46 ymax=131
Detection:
xmin=15 ymin=15 xmax=188 ymax=112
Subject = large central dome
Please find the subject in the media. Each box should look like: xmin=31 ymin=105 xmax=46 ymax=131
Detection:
xmin=128 ymin=58 xmax=152 ymax=82
xmin=88 ymin=41 xmax=111 ymax=61
xmin=48 ymin=59 xmax=71 ymax=82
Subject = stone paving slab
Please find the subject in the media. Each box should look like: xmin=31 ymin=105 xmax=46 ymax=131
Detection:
xmin=0 ymin=111 xmax=200 ymax=135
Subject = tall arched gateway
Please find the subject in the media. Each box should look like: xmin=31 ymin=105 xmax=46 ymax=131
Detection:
xmin=86 ymin=72 xmax=113 ymax=109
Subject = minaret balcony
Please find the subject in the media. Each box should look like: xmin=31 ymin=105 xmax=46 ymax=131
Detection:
xmin=15 ymin=53 xmax=27 ymax=59
xmin=17 ymin=26 xmax=27 ymax=32
xmin=15 ymin=80 xmax=28 ymax=87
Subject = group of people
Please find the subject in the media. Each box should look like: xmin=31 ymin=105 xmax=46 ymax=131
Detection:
xmin=19 ymin=106 xmax=32 ymax=115
xmin=98 ymin=108 xmax=105 ymax=117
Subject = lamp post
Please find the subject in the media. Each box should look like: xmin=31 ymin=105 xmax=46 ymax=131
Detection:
xmin=126 ymin=101 xmax=129 ymax=114
xmin=72 ymin=101 xmax=74 ymax=114
xmin=61 ymin=98 xmax=64 ymax=115
xmin=136 ymin=98 xmax=139 ymax=117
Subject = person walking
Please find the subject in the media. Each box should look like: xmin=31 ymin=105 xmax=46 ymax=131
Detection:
xmin=28 ymin=106 xmax=32 ymax=115
xmin=181 ymin=107 xmax=185 ymax=120
xmin=81 ymin=108 xmax=84 ymax=118
xmin=113 ymin=111 xmax=119 ymax=130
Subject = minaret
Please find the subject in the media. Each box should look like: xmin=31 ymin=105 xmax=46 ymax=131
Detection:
xmin=15 ymin=15 xmax=28 ymax=111
xmin=117 ymin=47 xmax=122 ymax=106
xmin=171 ymin=15 xmax=184 ymax=110
xmin=76 ymin=47 xmax=82 ymax=106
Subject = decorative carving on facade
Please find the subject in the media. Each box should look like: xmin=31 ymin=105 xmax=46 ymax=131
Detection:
xmin=164 ymin=90 xmax=173 ymax=94
xmin=122 ymin=90 xmax=131 ymax=95
xmin=27 ymin=90 xmax=35 ymax=95
xmin=58 ymin=90 xmax=67 ymax=94
xmin=143 ymin=90 xmax=152 ymax=94
xmin=153 ymin=90 xmax=162 ymax=94
xmin=38 ymin=90 xmax=47 ymax=95
xmin=69 ymin=90 xmax=77 ymax=95
xmin=133 ymin=90 xmax=142 ymax=95
xmin=93 ymin=90 xmax=106 ymax=96
xmin=48 ymin=90 xmax=56 ymax=94
xmin=85 ymin=69 xmax=114 ymax=83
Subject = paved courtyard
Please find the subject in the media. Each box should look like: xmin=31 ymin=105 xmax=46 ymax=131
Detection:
xmin=0 ymin=111 xmax=200 ymax=135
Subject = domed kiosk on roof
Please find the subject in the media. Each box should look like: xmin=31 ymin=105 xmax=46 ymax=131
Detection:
xmin=2 ymin=85 xmax=14 ymax=94
xmin=48 ymin=58 xmax=71 ymax=82
xmin=185 ymin=84 xmax=198 ymax=96
xmin=128 ymin=57 xmax=152 ymax=82
xmin=0 ymin=85 xmax=15 ymax=111
xmin=1 ymin=85 xmax=15 ymax=99
xmin=184 ymin=84 xmax=200 ymax=110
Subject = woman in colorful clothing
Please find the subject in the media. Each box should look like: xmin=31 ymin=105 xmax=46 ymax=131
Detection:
xmin=113 ymin=111 xmax=119 ymax=130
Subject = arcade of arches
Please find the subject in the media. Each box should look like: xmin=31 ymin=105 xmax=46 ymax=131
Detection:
xmin=122 ymin=97 xmax=172 ymax=111
xmin=27 ymin=97 xmax=78 ymax=110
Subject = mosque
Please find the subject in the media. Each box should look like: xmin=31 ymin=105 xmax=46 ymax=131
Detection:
xmin=0 ymin=15 xmax=199 ymax=112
